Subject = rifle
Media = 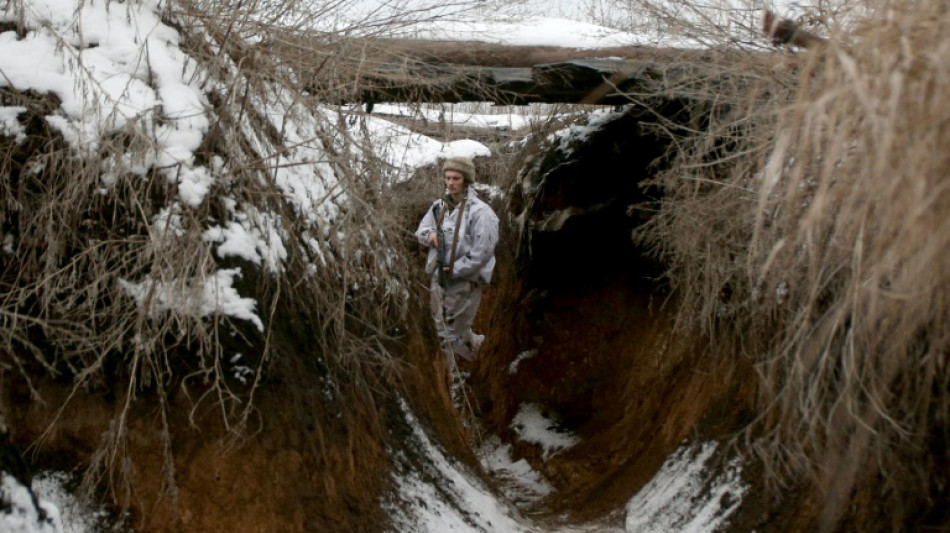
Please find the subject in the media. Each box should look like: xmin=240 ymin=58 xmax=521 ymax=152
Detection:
xmin=432 ymin=204 xmax=449 ymax=289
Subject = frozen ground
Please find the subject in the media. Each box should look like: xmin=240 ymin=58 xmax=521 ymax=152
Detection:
xmin=387 ymin=391 xmax=748 ymax=533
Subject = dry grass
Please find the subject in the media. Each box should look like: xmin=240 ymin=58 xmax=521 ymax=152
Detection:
xmin=634 ymin=0 xmax=950 ymax=527
xmin=0 ymin=0 xmax=467 ymax=511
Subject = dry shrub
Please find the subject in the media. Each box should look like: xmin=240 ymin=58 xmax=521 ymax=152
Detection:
xmin=0 ymin=0 xmax=465 ymax=509
xmin=636 ymin=0 xmax=950 ymax=527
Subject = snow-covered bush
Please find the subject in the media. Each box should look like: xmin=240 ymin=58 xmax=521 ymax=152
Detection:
xmin=0 ymin=0 xmax=450 ymax=504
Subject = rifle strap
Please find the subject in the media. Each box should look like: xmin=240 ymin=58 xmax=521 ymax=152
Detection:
xmin=448 ymin=198 xmax=466 ymax=272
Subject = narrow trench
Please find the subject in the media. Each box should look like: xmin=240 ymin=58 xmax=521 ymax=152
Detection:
xmin=416 ymin=105 xmax=739 ymax=528
xmin=400 ymin=104 xmax=757 ymax=531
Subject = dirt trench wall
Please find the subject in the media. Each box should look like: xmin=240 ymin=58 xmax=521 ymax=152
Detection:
xmin=463 ymin=106 xmax=765 ymax=523
xmin=3 ymin=377 xmax=392 ymax=532
xmin=0 ymin=101 xmax=829 ymax=532
xmin=1 ymin=310 xmax=408 ymax=533
xmin=464 ymin=103 xmax=916 ymax=532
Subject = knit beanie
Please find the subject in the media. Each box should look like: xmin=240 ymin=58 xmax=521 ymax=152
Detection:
xmin=442 ymin=156 xmax=476 ymax=184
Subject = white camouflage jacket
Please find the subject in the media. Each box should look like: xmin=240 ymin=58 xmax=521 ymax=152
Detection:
xmin=415 ymin=187 xmax=499 ymax=284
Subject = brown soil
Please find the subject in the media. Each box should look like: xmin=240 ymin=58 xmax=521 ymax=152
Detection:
xmin=0 ymin=246 xmax=796 ymax=533
xmin=464 ymin=259 xmax=761 ymax=525
xmin=4 ymin=360 xmax=394 ymax=532
xmin=394 ymin=295 xmax=480 ymax=469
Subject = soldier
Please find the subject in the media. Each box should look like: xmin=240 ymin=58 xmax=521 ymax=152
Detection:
xmin=415 ymin=156 xmax=499 ymax=381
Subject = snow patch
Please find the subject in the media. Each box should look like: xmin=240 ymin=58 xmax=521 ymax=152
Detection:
xmin=624 ymin=441 xmax=746 ymax=533
xmin=118 ymin=268 xmax=264 ymax=332
xmin=372 ymin=104 xmax=535 ymax=131
xmin=150 ymin=205 xmax=186 ymax=241
xmin=227 ymin=353 xmax=255 ymax=385
xmin=436 ymin=18 xmax=634 ymax=48
xmin=351 ymin=113 xmax=491 ymax=181
xmin=32 ymin=472 xmax=114 ymax=533
xmin=1 ymin=473 xmax=62 ymax=533
xmin=551 ymin=108 xmax=626 ymax=154
xmin=477 ymin=436 xmax=553 ymax=506
xmin=204 ymin=210 xmax=288 ymax=274
xmin=387 ymin=398 xmax=531 ymax=533
xmin=507 ymin=350 xmax=537 ymax=374
xmin=0 ymin=106 xmax=27 ymax=143
xmin=374 ymin=17 xmax=645 ymax=49
xmin=0 ymin=0 xmax=212 ymax=203
xmin=510 ymin=403 xmax=579 ymax=460
xmin=472 ymin=183 xmax=505 ymax=203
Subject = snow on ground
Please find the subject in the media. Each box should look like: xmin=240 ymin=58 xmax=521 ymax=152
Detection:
xmin=386 ymin=17 xmax=645 ymax=48
xmin=387 ymin=398 xmax=533 ymax=533
xmin=508 ymin=350 xmax=538 ymax=374
xmin=389 ymin=397 xmax=613 ymax=533
xmin=372 ymin=104 xmax=536 ymax=132
xmin=476 ymin=436 xmax=553 ymax=510
xmin=1 ymin=473 xmax=63 ymax=533
xmin=333 ymin=0 xmax=826 ymax=49
xmin=31 ymin=472 xmax=115 ymax=533
xmin=0 ymin=0 xmax=211 ymax=200
xmin=624 ymin=441 xmax=747 ymax=532
xmin=0 ymin=0 xmax=273 ymax=330
xmin=326 ymin=0 xmax=671 ymax=47
xmin=510 ymin=403 xmax=580 ymax=461
xmin=349 ymin=111 xmax=492 ymax=180
xmin=394 ymin=393 xmax=750 ymax=533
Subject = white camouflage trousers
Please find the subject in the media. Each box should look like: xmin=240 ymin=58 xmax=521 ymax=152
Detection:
xmin=430 ymin=275 xmax=484 ymax=370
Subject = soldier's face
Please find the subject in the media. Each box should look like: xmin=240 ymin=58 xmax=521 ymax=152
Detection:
xmin=444 ymin=171 xmax=465 ymax=196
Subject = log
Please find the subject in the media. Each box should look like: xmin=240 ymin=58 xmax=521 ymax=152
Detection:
xmin=357 ymin=57 xmax=662 ymax=105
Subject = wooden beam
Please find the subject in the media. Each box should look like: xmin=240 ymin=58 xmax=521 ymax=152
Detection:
xmin=349 ymin=40 xmax=727 ymax=105
xmin=281 ymin=35 xmax=771 ymax=105
xmin=371 ymin=39 xmax=689 ymax=68
xmin=355 ymin=57 xmax=666 ymax=105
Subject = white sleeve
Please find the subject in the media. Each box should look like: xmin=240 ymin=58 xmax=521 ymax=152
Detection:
xmin=451 ymin=208 xmax=499 ymax=278
xmin=415 ymin=201 xmax=440 ymax=246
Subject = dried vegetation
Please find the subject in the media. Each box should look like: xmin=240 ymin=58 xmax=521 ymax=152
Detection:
xmin=0 ymin=0 xmax=466 ymax=513
xmin=633 ymin=0 xmax=950 ymax=527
